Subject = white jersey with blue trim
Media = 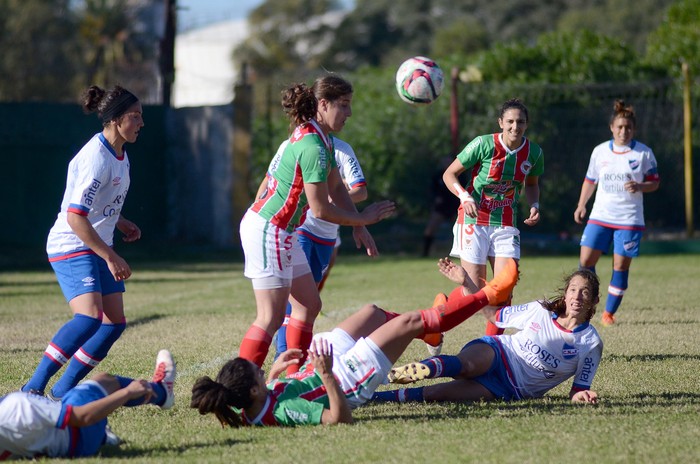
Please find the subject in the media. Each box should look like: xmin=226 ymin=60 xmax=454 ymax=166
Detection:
xmin=494 ymin=301 xmax=603 ymax=399
xmin=268 ymin=136 xmax=366 ymax=242
xmin=46 ymin=133 xmax=131 ymax=258
xmin=584 ymin=139 xmax=659 ymax=229
xmin=0 ymin=392 xmax=70 ymax=458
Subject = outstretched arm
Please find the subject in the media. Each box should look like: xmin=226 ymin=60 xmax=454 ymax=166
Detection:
xmin=69 ymin=379 xmax=153 ymax=427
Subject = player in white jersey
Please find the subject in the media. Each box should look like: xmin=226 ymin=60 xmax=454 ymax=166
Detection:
xmin=375 ymin=259 xmax=602 ymax=405
xmin=1 ymin=350 xmax=175 ymax=459
xmin=22 ymin=85 xmax=144 ymax=400
xmin=269 ymin=136 xmax=368 ymax=356
xmin=574 ymin=100 xmax=660 ymax=327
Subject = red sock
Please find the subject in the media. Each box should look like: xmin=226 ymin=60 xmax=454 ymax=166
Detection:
xmin=286 ymin=318 xmax=314 ymax=374
xmin=485 ymin=321 xmax=505 ymax=335
xmin=485 ymin=296 xmax=510 ymax=335
xmin=238 ymin=325 xmax=272 ymax=367
xmin=420 ymin=285 xmax=490 ymax=333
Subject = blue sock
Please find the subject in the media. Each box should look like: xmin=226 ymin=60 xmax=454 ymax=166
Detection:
xmin=274 ymin=302 xmax=292 ymax=360
xmin=115 ymin=375 xmax=167 ymax=407
xmin=422 ymin=355 xmax=463 ymax=378
xmin=372 ymin=388 xmax=425 ymax=403
xmin=606 ymin=269 xmax=629 ymax=315
xmin=24 ymin=314 xmax=101 ymax=393
xmin=51 ymin=322 xmax=126 ymax=398
xmin=579 ymin=264 xmax=596 ymax=274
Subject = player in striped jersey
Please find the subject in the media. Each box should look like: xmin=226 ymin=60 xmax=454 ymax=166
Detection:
xmin=443 ymin=98 xmax=544 ymax=337
xmin=238 ymin=75 xmax=395 ymax=375
xmin=574 ymin=100 xmax=660 ymax=326
xmin=190 ymin=259 xmax=519 ymax=427
xmin=21 ymin=85 xmax=144 ymax=401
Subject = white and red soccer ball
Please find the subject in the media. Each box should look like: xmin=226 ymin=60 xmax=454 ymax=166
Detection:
xmin=395 ymin=56 xmax=444 ymax=105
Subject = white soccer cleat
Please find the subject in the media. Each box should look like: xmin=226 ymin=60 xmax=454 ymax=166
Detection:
xmin=152 ymin=349 xmax=176 ymax=409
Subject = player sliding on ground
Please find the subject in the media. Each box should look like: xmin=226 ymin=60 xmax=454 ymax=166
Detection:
xmin=372 ymin=258 xmax=602 ymax=405
xmin=190 ymin=259 xmax=519 ymax=426
xmin=0 ymin=350 xmax=175 ymax=459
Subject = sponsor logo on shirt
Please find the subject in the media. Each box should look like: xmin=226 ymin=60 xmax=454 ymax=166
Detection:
xmin=284 ymin=408 xmax=310 ymax=423
xmin=102 ymin=192 xmax=127 ymax=218
xmin=580 ymin=356 xmax=596 ymax=382
xmin=529 ymin=322 xmax=541 ymax=332
xmin=82 ymin=276 xmax=96 ymax=287
xmin=112 ymin=176 xmax=121 ymax=186
xmin=84 ymin=179 xmax=102 ymax=206
xmin=521 ymin=338 xmax=561 ymax=370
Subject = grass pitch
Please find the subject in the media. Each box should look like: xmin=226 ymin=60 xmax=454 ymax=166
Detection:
xmin=1 ymin=254 xmax=699 ymax=463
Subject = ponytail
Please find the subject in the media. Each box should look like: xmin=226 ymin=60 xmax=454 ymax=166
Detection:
xmin=190 ymin=358 xmax=258 ymax=428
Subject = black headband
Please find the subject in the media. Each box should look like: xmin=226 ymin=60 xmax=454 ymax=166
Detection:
xmin=101 ymin=91 xmax=139 ymax=123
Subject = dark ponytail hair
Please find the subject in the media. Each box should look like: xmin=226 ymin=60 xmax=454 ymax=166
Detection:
xmin=281 ymin=83 xmax=317 ymax=133
xmin=190 ymin=358 xmax=258 ymax=428
xmin=609 ymin=99 xmax=636 ymax=126
xmin=280 ymin=74 xmax=352 ymax=133
xmin=81 ymin=84 xmax=139 ymax=127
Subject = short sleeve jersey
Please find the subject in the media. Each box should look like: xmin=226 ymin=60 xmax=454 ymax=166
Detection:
xmin=584 ymin=139 xmax=659 ymax=230
xmin=250 ymin=120 xmax=336 ymax=232
xmin=241 ymin=369 xmax=328 ymax=426
xmin=0 ymin=392 xmax=72 ymax=458
xmin=456 ymin=133 xmax=544 ymax=227
xmin=493 ymin=301 xmax=603 ymax=399
xmin=298 ymin=136 xmax=367 ymax=241
xmin=46 ymin=133 xmax=131 ymax=258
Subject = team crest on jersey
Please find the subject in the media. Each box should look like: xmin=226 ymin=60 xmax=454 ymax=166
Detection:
xmin=628 ymin=159 xmax=640 ymax=170
xmin=562 ymin=343 xmax=578 ymax=359
xmin=520 ymin=160 xmax=532 ymax=175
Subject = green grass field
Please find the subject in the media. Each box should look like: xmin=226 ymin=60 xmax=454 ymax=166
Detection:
xmin=1 ymin=254 xmax=699 ymax=463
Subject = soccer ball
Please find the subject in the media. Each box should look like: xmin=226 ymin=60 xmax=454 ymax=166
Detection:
xmin=395 ymin=56 xmax=445 ymax=105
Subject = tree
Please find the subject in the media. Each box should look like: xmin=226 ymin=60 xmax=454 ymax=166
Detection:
xmin=0 ymin=0 xmax=81 ymax=101
xmin=645 ymin=0 xmax=700 ymax=77
xmin=234 ymin=0 xmax=344 ymax=77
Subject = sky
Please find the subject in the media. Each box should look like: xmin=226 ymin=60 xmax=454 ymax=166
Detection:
xmin=177 ymin=0 xmax=263 ymax=31
xmin=177 ymin=0 xmax=354 ymax=31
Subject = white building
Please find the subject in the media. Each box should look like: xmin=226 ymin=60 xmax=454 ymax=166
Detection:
xmin=173 ymin=19 xmax=249 ymax=108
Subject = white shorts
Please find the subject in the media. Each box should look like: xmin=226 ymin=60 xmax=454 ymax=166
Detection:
xmin=312 ymin=329 xmax=392 ymax=408
xmin=450 ymin=223 xmax=520 ymax=265
xmin=239 ymin=211 xmax=311 ymax=281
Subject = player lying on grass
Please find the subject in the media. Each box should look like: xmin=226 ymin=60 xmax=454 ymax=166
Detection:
xmin=190 ymin=259 xmax=519 ymax=426
xmin=372 ymin=258 xmax=602 ymax=405
xmin=0 ymin=350 xmax=175 ymax=459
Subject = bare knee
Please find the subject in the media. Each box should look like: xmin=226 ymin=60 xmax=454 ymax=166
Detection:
xmin=90 ymin=372 xmax=120 ymax=394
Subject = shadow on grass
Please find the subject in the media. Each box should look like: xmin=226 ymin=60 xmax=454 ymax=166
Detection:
xmin=127 ymin=314 xmax=167 ymax=329
xmin=100 ymin=437 xmax=249 ymax=458
xmin=622 ymin=319 xmax=699 ymax=325
xmin=359 ymin=391 xmax=700 ymax=421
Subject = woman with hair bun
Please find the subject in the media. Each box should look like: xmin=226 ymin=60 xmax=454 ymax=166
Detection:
xmin=22 ymin=85 xmax=144 ymax=400
xmin=238 ymin=74 xmax=395 ymax=373
xmin=574 ymin=99 xmax=660 ymax=326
